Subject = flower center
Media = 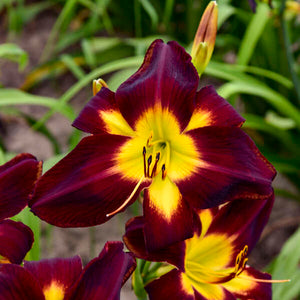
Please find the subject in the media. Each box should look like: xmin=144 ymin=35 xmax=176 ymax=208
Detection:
xmin=185 ymin=244 xmax=248 ymax=286
xmin=142 ymin=132 xmax=171 ymax=179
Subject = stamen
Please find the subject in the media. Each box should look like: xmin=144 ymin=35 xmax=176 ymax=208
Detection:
xmin=147 ymin=155 xmax=152 ymax=178
xmin=147 ymin=131 xmax=153 ymax=147
xmin=238 ymin=275 xmax=291 ymax=284
xmin=106 ymin=176 xmax=145 ymax=217
xmin=150 ymin=152 xmax=160 ymax=178
xmin=162 ymin=164 xmax=166 ymax=179
xmin=143 ymin=147 xmax=147 ymax=177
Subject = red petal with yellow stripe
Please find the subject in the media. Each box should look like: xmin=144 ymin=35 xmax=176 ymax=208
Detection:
xmin=146 ymin=269 xmax=195 ymax=300
xmin=24 ymin=256 xmax=82 ymax=300
xmin=30 ymin=134 xmax=149 ymax=227
xmin=115 ymin=39 xmax=199 ymax=132
xmin=0 ymin=264 xmax=44 ymax=300
xmin=143 ymin=176 xmax=194 ymax=251
xmin=123 ymin=216 xmax=186 ymax=270
xmin=184 ymin=86 xmax=245 ymax=131
xmin=73 ymin=88 xmax=135 ymax=137
xmin=177 ymin=126 xmax=276 ymax=210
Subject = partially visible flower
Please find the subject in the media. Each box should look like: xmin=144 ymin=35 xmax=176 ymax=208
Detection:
xmin=124 ymin=195 xmax=279 ymax=299
xmin=191 ymin=1 xmax=218 ymax=76
xmin=0 ymin=153 xmax=42 ymax=221
xmin=286 ymin=1 xmax=300 ymax=17
xmin=0 ymin=220 xmax=33 ymax=265
xmin=0 ymin=241 xmax=135 ymax=300
xmin=0 ymin=154 xmax=41 ymax=264
xmin=248 ymin=0 xmax=273 ymax=12
xmin=30 ymin=39 xmax=275 ymax=252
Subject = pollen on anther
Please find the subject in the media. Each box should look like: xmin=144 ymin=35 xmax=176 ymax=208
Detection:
xmin=162 ymin=164 xmax=166 ymax=179
xmin=156 ymin=152 xmax=160 ymax=161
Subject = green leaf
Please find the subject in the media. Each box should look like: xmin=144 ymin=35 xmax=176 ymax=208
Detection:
xmin=12 ymin=207 xmax=41 ymax=261
xmin=217 ymin=3 xmax=236 ymax=28
xmin=265 ymin=111 xmax=296 ymax=130
xmin=237 ymin=3 xmax=270 ymax=65
xmin=0 ymin=43 xmax=28 ymax=70
xmin=139 ymin=0 xmax=159 ymax=31
xmin=243 ymin=113 xmax=299 ymax=153
xmin=269 ymin=227 xmax=300 ymax=300
xmin=217 ymin=81 xmax=300 ymax=128
xmin=107 ymin=68 xmax=137 ymax=91
xmin=133 ymin=259 xmax=148 ymax=300
xmin=0 ymin=89 xmax=75 ymax=121
xmin=33 ymin=56 xmax=144 ymax=130
xmin=61 ymin=54 xmax=86 ymax=80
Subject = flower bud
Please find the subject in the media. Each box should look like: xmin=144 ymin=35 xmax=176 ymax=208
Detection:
xmin=92 ymin=78 xmax=108 ymax=96
xmin=191 ymin=1 xmax=218 ymax=76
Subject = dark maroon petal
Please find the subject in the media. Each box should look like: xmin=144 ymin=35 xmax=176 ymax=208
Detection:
xmin=30 ymin=134 xmax=148 ymax=227
xmin=224 ymin=267 xmax=272 ymax=300
xmin=185 ymin=86 xmax=245 ymax=131
xmin=116 ymin=39 xmax=199 ymax=132
xmin=0 ymin=220 xmax=33 ymax=264
xmin=0 ymin=153 xmax=42 ymax=221
xmin=24 ymin=256 xmax=82 ymax=297
xmin=72 ymin=88 xmax=118 ymax=134
xmin=68 ymin=241 xmax=136 ymax=300
xmin=177 ymin=127 xmax=276 ymax=210
xmin=123 ymin=216 xmax=186 ymax=270
xmin=146 ymin=269 xmax=195 ymax=300
xmin=208 ymin=194 xmax=274 ymax=256
xmin=0 ymin=264 xmax=44 ymax=300
xmin=143 ymin=186 xmax=194 ymax=252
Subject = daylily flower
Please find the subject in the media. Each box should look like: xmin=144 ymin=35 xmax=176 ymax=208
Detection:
xmin=0 ymin=219 xmax=34 ymax=265
xmin=124 ymin=195 xmax=278 ymax=300
xmin=0 ymin=153 xmax=41 ymax=264
xmin=0 ymin=153 xmax=42 ymax=221
xmin=0 ymin=241 xmax=135 ymax=300
xmin=30 ymin=39 xmax=275 ymax=251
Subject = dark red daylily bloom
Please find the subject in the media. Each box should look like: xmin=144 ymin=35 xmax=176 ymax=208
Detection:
xmin=0 ymin=153 xmax=42 ymax=221
xmin=123 ymin=195 xmax=275 ymax=300
xmin=0 ymin=220 xmax=34 ymax=265
xmin=0 ymin=154 xmax=41 ymax=264
xmin=30 ymin=39 xmax=275 ymax=252
xmin=0 ymin=241 xmax=136 ymax=300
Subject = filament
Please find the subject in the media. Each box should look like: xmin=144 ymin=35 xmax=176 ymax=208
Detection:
xmin=238 ymin=275 xmax=290 ymax=284
xmin=106 ymin=176 xmax=145 ymax=217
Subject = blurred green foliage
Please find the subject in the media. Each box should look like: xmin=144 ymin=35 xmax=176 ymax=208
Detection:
xmin=0 ymin=0 xmax=299 ymax=293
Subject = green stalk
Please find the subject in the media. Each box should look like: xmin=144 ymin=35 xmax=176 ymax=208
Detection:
xmin=279 ymin=0 xmax=300 ymax=104
xmin=134 ymin=0 xmax=142 ymax=37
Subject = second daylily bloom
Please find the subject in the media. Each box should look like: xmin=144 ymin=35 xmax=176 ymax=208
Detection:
xmin=0 ymin=241 xmax=135 ymax=300
xmin=30 ymin=39 xmax=275 ymax=251
xmin=124 ymin=195 xmax=276 ymax=300
xmin=0 ymin=154 xmax=41 ymax=264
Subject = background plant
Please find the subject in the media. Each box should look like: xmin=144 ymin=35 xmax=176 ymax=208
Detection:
xmin=0 ymin=0 xmax=299 ymax=299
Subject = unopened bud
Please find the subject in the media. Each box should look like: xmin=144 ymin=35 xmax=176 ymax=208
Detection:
xmin=286 ymin=1 xmax=300 ymax=16
xmin=191 ymin=1 xmax=218 ymax=76
xmin=92 ymin=78 xmax=108 ymax=96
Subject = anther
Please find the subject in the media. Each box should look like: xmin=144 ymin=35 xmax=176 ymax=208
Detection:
xmin=147 ymin=155 xmax=152 ymax=177
xmin=162 ymin=164 xmax=166 ymax=179
xmin=143 ymin=147 xmax=147 ymax=177
xmin=150 ymin=152 xmax=160 ymax=178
